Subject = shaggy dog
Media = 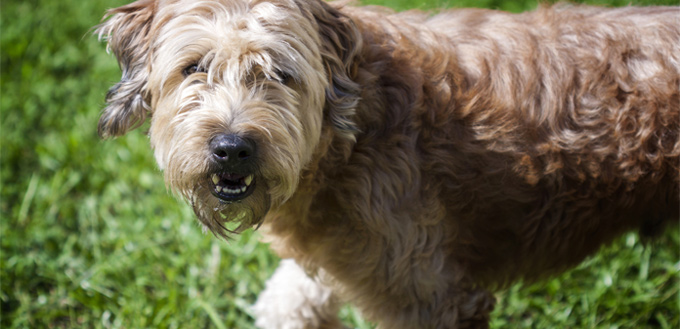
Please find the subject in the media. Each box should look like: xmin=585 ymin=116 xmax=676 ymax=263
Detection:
xmin=96 ymin=0 xmax=679 ymax=327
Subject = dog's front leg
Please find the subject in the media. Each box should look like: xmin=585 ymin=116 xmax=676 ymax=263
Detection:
xmin=253 ymin=259 xmax=344 ymax=329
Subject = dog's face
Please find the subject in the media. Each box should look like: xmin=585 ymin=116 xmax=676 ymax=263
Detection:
xmin=97 ymin=0 xmax=360 ymax=236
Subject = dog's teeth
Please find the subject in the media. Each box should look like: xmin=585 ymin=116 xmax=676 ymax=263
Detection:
xmin=213 ymin=175 xmax=251 ymax=197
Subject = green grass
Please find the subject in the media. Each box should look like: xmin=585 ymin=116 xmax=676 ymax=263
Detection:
xmin=1 ymin=0 xmax=678 ymax=328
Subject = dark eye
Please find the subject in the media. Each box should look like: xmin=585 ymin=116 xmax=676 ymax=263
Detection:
xmin=274 ymin=70 xmax=293 ymax=84
xmin=183 ymin=64 xmax=205 ymax=77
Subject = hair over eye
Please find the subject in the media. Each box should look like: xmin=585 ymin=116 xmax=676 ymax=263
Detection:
xmin=183 ymin=64 xmax=205 ymax=77
xmin=274 ymin=69 xmax=293 ymax=84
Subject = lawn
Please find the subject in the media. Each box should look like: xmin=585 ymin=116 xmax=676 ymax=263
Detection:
xmin=1 ymin=0 xmax=678 ymax=328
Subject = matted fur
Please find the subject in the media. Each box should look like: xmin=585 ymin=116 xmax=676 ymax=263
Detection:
xmin=97 ymin=0 xmax=680 ymax=328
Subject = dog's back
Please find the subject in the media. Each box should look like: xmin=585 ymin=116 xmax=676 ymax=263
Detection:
xmin=342 ymin=4 xmax=680 ymax=285
xmin=423 ymin=5 xmax=680 ymax=283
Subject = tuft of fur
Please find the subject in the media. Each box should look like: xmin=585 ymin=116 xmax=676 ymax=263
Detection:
xmin=97 ymin=0 xmax=680 ymax=327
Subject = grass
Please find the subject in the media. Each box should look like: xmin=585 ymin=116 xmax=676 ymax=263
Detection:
xmin=1 ymin=0 xmax=678 ymax=328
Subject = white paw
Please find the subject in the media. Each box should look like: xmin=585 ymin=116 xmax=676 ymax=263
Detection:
xmin=253 ymin=259 xmax=341 ymax=329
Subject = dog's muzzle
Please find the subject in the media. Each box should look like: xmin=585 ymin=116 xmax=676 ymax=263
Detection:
xmin=208 ymin=134 xmax=257 ymax=202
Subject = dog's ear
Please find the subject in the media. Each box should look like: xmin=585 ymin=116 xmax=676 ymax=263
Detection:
xmin=95 ymin=0 xmax=156 ymax=138
xmin=305 ymin=0 xmax=362 ymax=141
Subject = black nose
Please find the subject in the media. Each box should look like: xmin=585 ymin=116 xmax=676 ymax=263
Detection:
xmin=209 ymin=134 xmax=255 ymax=167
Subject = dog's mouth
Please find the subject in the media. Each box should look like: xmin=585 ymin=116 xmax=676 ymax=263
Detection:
xmin=209 ymin=172 xmax=255 ymax=202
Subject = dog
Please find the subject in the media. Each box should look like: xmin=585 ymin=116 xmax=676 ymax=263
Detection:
xmin=96 ymin=0 xmax=680 ymax=327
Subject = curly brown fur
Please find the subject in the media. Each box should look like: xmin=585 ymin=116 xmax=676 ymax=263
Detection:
xmin=97 ymin=0 xmax=680 ymax=328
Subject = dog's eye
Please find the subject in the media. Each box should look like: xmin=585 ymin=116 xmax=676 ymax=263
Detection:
xmin=274 ymin=70 xmax=293 ymax=84
xmin=183 ymin=64 xmax=205 ymax=77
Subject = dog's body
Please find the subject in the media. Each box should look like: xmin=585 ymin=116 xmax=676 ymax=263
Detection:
xmin=97 ymin=0 xmax=680 ymax=328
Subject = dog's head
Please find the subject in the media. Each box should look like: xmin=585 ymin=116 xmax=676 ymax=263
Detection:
xmin=97 ymin=0 xmax=360 ymax=236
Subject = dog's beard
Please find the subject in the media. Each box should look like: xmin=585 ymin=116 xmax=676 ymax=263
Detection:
xmin=163 ymin=141 xmax=300 ymax=238
xmin=187 ymin=173 xmax=272 ymax=237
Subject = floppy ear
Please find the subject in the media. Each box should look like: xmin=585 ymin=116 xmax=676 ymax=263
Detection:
xmin=96 ymin=0 xmax=156 ymax=138
xmin=304 ymin=0 xmax=362 ymax=141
